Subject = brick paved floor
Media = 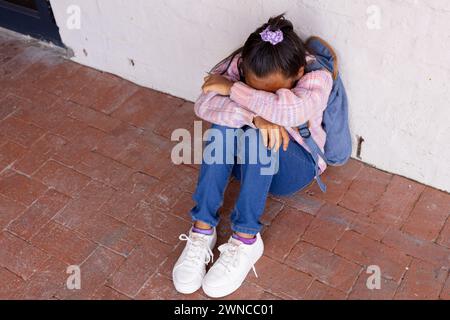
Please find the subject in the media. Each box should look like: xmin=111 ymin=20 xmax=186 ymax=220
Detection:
xmin=0 ymin=31 xmax=449 ymax=300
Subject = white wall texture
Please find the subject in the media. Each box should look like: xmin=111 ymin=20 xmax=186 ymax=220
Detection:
xmin=48 ymin=0 xmax=450 ymax=192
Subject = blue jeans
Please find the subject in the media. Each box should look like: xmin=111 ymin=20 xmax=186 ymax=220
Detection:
xmin=190 ymin=124 xmax=315 ymax=235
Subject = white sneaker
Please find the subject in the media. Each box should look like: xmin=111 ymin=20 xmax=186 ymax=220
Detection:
xmin=172 ymin=227 xmax=217 ymax=294
xmin=202 ymin=233 xmax=264 ymax=298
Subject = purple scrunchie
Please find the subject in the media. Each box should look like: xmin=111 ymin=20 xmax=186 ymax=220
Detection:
xmin=260 ymin=26 xmax=284 ymax=45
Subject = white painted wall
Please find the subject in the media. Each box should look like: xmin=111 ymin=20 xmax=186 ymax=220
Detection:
xmin=49 ymin=0 xmax=450 ymax=192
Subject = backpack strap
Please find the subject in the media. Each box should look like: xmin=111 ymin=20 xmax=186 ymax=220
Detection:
xmin=306 ymin=36 xmax=339 ymax=80
xmin=299 ymin=123 xmax=327 ymax=193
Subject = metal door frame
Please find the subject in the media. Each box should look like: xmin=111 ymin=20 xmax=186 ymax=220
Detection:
xmin=0 ymin=0 xmax=63 ymax=46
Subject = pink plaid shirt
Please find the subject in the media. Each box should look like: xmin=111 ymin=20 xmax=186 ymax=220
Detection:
xmin=194 ymin=53 xmax=333 ymax=173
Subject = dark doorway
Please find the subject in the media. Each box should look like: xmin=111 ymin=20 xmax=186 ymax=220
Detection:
xmin=0 ymin=0 xmax=63 ymax=46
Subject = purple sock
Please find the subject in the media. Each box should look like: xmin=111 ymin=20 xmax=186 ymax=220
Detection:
xmin=192 ymin=226 xmax=214 ymax=235
xmin=233 ymin=233 xmax=257 ymax=245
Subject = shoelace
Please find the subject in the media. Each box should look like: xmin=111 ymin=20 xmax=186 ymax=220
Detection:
xmin=217 ymin=241 xmax=258 ymax=278
xmin=179 ymin=234 xmax=214 ymax=266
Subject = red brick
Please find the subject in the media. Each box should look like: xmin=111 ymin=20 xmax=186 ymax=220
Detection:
xmin=92 ymin=285 xmax=131 ymax=300
xmin=91 ymin=80 xmax=139 ymax=114
xmin=339 ymin=165 xmax=392 ymax=214
xmin=0 ymin=267 xmax=26 ymax=299
xmin=0 ymin=231 xmax=49 ymax=280
xmin=0 ymin=194 xmax=26 ymax=229
xmin=67 ymin=101 xmax=122 ymax=133
xmin=13 ymin=97 xmax=67 ymax=131
xmin=54 ymin=181 xmax=115 ymax=230
xmin=318 ymin=204 xmax=389 ymax=242
xmin=95 ymin=123 xmax=144 ymax=160
xmin=51 ymin=116 xmax=88 ymax=141
xmin=76 ymin=152 xmax=133 ymax=188
xmin=126 ymin=203 xmax=191 ymax=245
xmin=1 ymin=45 xmax=47 ymax=80
xmin=438 ymin=219 xmax=450 ymax=248
xmin=14 ymin=51 xmax=64 ymax=85
xmin=51 ymin=66 xmax=98 ymax=99
xmin=0 ymin=134 xmax=6 ymax=148
xmin=161 ymin=163 xmax=199 ymax=194
xmin=58 ymin=246 xmax=125 ymax=300
xmin=73 ymin=213 xmax=145 ymax=257
xmin=33 ymin=60 xmax=81 ymax=96
xmin=33 ymin=160 xmax=91 ymax=197
xmin=99 ymin=189 xmax=146 ymax=221
xmin=286 ymin=242 xmax=361 ymax=292
xmin=52 ymin=120 xmax=108 ymax=162
xmin=247 ymin=256 xmax=313 ymax=299
xmin=260 ymin=198 xmax=284 ymax=226
xmin=116 ymin=141 xmax=172 ymax=179
xmin=395 ymin=259 xmax=447 ymax=300
xmin=348 ymin=271 xmax=398 ymax=300
xmin=108 ymin=235 xmax=172 ymax=297
xmin=441 ymin=275 xmax=450 ymax=300
xmin=317 ymin=203 xmax=355 ymax=226
xmin=220 ymin=179 xmax=241 ymax=213
xmin=170 ymin=192 xmax=196 ymax=222
xmin=349 ymin=214 xmax=391 ymax=241
xmin=262 ymin=207 xmax=313 ymax=261
xmin=335 ymin=231 xmax=410 ymax=282
xmin=145 ymin=181 xmax=184 ymax=212
xmin=221 ymin=281 xmax=266 ymax=300
xmin=0 ymin=39 xmax=27 ymax=65
xmin=31 ymin=221 xmax=97 ymax=265
xmin=70 ymin=73 xmax=138 ymax=115
xmin=0 ymin=94 xmax=28 ymax=120
xmin=302 ymin=215 xmax=348 ymax=251
xmin=119 ymin=171 xmax=159 ymax=195
xmin=136 ymin=273 xmax=206 ymax=300
xmin=11 ymin=47 xmax=64 ymax=80
xmin=14 ymin=133 xmax=67 ymax=175
xmin=111 ymin=88 xmax=184 ymax=130
xmin=382 ymin=229 xmax=450 ymax=268
xmin=303 ymin=281 xmax=347 ymax=300
xmin=8 ymin=189 xmax=69 ymax=240
xmin=369 ymin=175 xmax=425 ymax=226
xmin=0 ymin=170 xmax=47 ymax=205
xmin=305 ymin=159 xmax=364 ymax=204
xmin=402 ymin=187 xmax=450 ymax=241
xmin=0 ymin=116 xmax=45 ymax=147
xmin=143 ymin=126 xmax=174 ymax=153
xmin=157 ymin=242 xmax=184 ymax=280
xmin=18 ymin=257 xmax=68 ymax=300
xmin=69 ymin=125 xmax=108 ymax=150
xmin=273 ymin=192 xmax=324 ymax=216
xmin=153 ymin=101 xmax=199 ymax=139
xmin=259 ymin=291 xmax=282 ymax=300
xmin=51 ymin=140 xmax=91 ymax=167
xmin=69 ymin=71 xmax=120 ymax=106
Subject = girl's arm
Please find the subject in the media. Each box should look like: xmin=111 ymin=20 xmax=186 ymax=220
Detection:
xmin=229 ymin=70 xmax=333 ymax=127
xmin=194 ymin=54 xmax=257 ymax=128
xmin=194 ymin=92 xmax=256 ymax=128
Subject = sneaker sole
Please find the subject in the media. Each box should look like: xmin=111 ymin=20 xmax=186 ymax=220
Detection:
xmin=173 ymin=281 xmax=203 ymax=295
xmin=202 ymin=248 xmax=263 ymax=298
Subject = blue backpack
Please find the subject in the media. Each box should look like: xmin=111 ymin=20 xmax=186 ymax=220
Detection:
xmin=299 ymin=37 xmax=352 ymax=192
